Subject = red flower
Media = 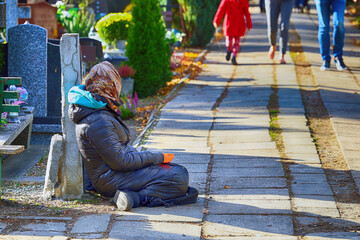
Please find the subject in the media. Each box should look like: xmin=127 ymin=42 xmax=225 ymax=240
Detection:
xmin=118 ymin=64 xmax=136 ymax=79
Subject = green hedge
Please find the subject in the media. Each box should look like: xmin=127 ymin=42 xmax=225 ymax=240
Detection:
xmin=126 ymin=0 xmax=172 ymax=97
xmin=178 ymin=0 xmax=221 ymax=47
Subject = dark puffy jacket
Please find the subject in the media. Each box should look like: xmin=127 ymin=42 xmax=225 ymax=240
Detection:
xmin=68 ymin=104 xmax=164 ymax=197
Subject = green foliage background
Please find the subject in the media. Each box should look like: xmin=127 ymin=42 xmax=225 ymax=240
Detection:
xmin=178 ymin=0 xmax=221 ymax=47
xmin=126 ymin=0 xmax=172 ymax=97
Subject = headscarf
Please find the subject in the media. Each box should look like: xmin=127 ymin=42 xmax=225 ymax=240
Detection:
xmin=85 ymin=61 xmax=122 ymax=115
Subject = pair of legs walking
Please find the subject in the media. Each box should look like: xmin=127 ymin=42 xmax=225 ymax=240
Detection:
xmin=265 ymin=0 xmax=294 ymax=64
xmin=315 ymin=0 xmax=347 ymax=71
xmin=225 ymin=36 xmax=240 ymax=65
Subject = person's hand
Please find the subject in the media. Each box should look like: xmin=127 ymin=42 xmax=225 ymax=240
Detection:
xmin=213 ymin=22 xmax=218 ymax=29
xmin=163 ymin=153 xmax=174 ymax=163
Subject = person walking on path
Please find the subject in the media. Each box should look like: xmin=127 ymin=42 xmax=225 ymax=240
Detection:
xmin=265 ymin=0 xmax=294 ymax=64
xmin=213 ymin=0 xmax=252 ymax=65
xmin=315 ymin=0 xmax=356 ymax=71
xmin=68 ymin=61 xmax=198 ymax=211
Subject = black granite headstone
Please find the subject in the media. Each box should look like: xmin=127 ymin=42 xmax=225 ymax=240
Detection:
xmin=46 ymin=41 xmax=61 ymax=124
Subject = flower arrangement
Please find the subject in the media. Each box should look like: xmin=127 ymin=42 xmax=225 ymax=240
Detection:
xmin=118 ymin=92 xmax=138 ymax=120
xmin=118 ymin=64 xmax=136 ymax=79
xmin=95 ymin=12 xmax=132 ymax=44
xmin=1 ymin=112 xmax=7 ymax=129
xmin=56 ymin=1 xmax=95 ymax=37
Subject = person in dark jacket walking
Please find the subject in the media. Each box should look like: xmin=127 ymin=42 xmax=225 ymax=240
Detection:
xmin=68 ymin=61 xmax=198 ymax=211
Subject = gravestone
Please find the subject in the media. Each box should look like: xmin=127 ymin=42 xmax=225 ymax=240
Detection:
xmin=5 ymin=0 xmax=31 ymax=38
xmin=80 ymin=37 xmax=103 ymax=74
xmin=46 ymin=40 xmax=62 ymax=128
xmin=18 ymin=2 xmax=58 ymax=39
xmin=8 ymin=23 xmax=47 ymax=119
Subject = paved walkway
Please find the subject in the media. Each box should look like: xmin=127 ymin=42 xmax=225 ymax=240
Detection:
xmin=1 ymin=5 xmax=360 ymax=240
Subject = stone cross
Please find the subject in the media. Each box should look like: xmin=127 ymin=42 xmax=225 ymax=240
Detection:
xmin=53 ymin=33 xmax=83 ymax=200
xmin=6 ymin=0 xmax=31 ymax=39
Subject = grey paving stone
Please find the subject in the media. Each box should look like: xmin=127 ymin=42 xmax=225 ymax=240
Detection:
xmin=212 ymin=142 xmax=276 ymax=150
xmin=304 ymin=232 xmax=360 ymax=239
xmin=293 ymin=195 xmax=337 ymax=208
xmin=291 ymin=174 xmax=329 ymax=184
xmin=212 ymin=167 xmax=284 ymax=177
xmin=203 ymin=215 xmax=294 ymax=237
xmin=210 ymin=177 xmax=287 ymax=189
xmin=115 ymin=198 xmax=204 ymax=222
xmin=179 ymin=163 xmax=208 ymax=173
xmin=214 ymin=237 xmax=297 ymax=240
xmin=210 ymin=132 xmax=272 ymax=143
xmin=207 ymin=199 xmax=292 ymax=214
xmin=289 ymin=164 xmax=324 ymax=174
xmin=9 ymin=231 xmax=66 ymax=237
xmin=72 ymin=233 xmax=103 ymax=239
xmin=21 ymin=222 xmax=66 ymax=232
xmin=172 ymin=153 xmax=210 ymax=164
xmin=109 ymin=221 xmax=201 ymax=239
xmin=213 ymin=149 xmax=280 ymax=157
xmin=210 ymin=188 xmax=290 ymax=200
xmin=281 ymin=136 xmax=314 ymax=145
xmin=70 ymin=214 xmax=111 ymax=234
xmin=213 ymin=158 xmax=282 ymax=168
xmin=284 ymin=144 xmax=317 ymax=155
xmin=292 ymin=183 xmax=333 ymax=195
xmin=282 ymin=132 xmax=311 ymax=139
xmin=0 ymin=222 xmax=7 ymax=232
xmin=286 ymin=153 xmax=321 ymax=164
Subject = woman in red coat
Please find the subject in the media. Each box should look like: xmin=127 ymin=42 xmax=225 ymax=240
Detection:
xmin=213 ymin=0 xmax=252 ymax=65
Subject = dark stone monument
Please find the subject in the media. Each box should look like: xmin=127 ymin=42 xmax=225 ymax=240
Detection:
xmin=46 ymin=41 xmax=61 ymax=126
xmin=8 ymin=23 xmax=47 ymax=120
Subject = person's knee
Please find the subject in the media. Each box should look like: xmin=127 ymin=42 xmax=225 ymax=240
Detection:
xmin=170 ymin=164 xmax=189 ymax=192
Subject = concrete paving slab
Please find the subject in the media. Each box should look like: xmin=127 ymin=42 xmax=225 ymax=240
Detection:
xmin=291 ymin=174 xmax=329 ymax=184
xmin=109 ymin=221 xmax=201 ymax=239
xmin=207 ymin=199 xmax=292 ymax=214
xmin=282 ymin=132 xmax=311 ymax=139
xmin=115 ymin=198 xmax=204 ymax=222
xmin=179 ymin=163 xmax=208 ymax=173
xmin=212 ymin=167 xmax=284 ymax=177
xmin=9 ymin=231 xmax=66 ymax=237
xmin=292 ymin=183 xmax=333 ymax=195
xmin=169 ymin=153 xmax=210 ymax=164
xmin=293 ymin=195 xmax=337 ymax=209
xmin=304 ymin=232 xmax=360 ymax=239
xmin=70 ymin=214 xmax=111 ymax=234
xmin=210 ymin=188 xmax=290 ymax=200
xmin=281 ymin=137 xmax=315 ymax=145
xmin=20 ymin=222 xmax=66 ymax=232
xmin=146 ymin=147 xmax=210 ymax=154
xmin=203 ymin=215 xmax=294 ymax=237
xmin=210 ymin=176 xmax=287 ymax=189
xmin=214 ymin=237 xmax=297 ymax=240
xmin=289 ymin=164 xmax=324 ymax=174
xmin=284 ymin=145 xmax=318 ymax=155
xmin=213 ymin=158 xmax=282 ymax=168
xmin=213 ymin=149 xmax=280 ymax=158
xmin=0 ymin=222 xmax=7 ymax=232
xmin=213 ymin=142 xmax=276 ymax=150
xmin=286 ymin=153 xmax=321 ymax=164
